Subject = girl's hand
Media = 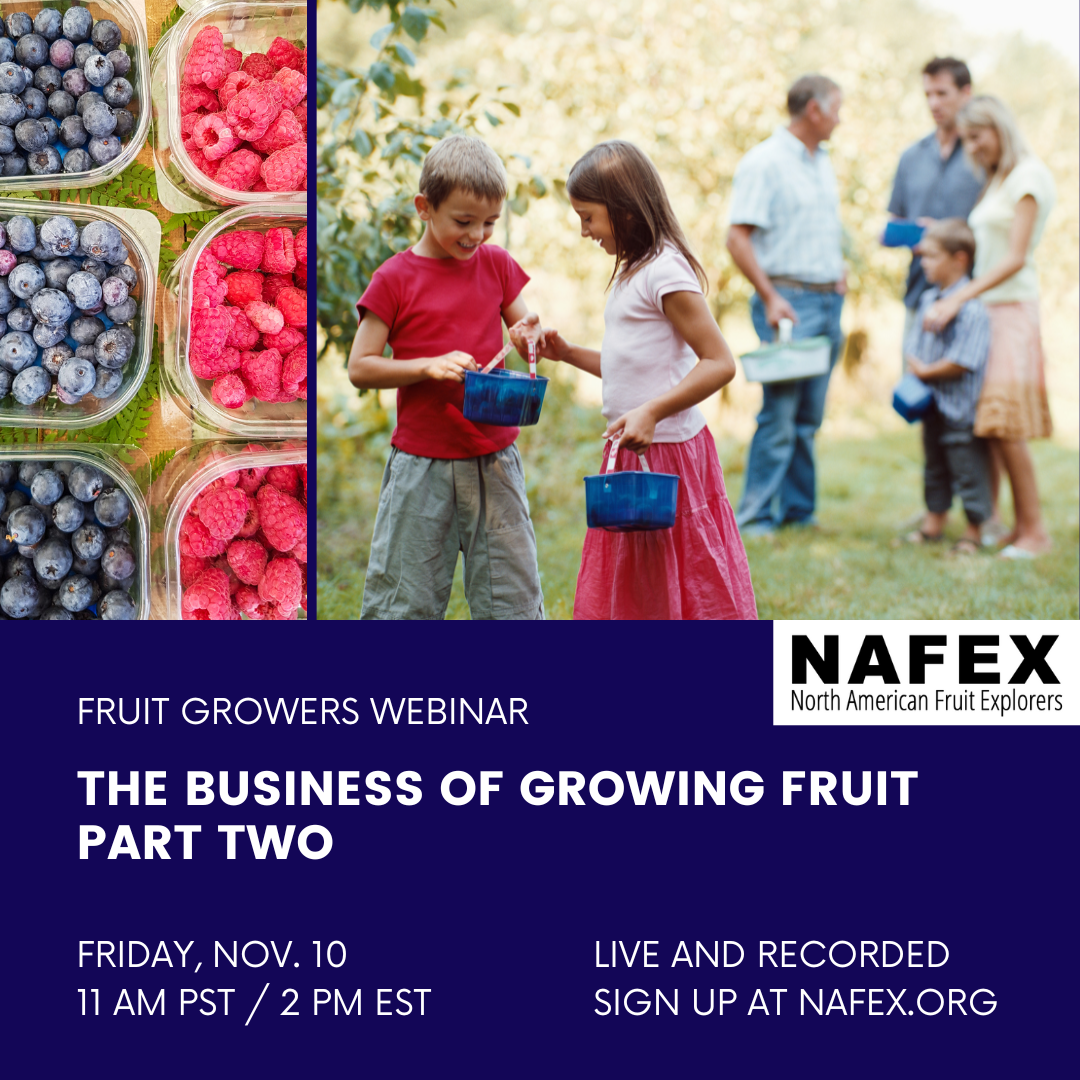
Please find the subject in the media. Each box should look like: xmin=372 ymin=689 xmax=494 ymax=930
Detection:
xmin=423 ymin=351 xmax=476 ymax=382
xmin=606 ymin=404 xmax=657 ymax=454
xmin=534 ymin=328 xmax=572 ymax=363
xmin=922 ymin=295 xmax=962 ymax=334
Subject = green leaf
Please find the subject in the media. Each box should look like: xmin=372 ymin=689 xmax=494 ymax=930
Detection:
xmin=160 ymin=3 xmax=184 ymax=37
xmin=369 ymin=61 xmax=395 ymax=91
xmin=401 ymin=5 xmax=430 ymax=42
xmin=330 ymin=77 xmax=359 ymax=106
xmin=483 ymin=110 xmax=502 ymax=127
xmin=369 ymin=23 xmax=395 ymax=50
xmin=500 ymin=101 xmax=521 ymax=117
xmin=353 ymin=129 xmax=374 ymax=157
xmin=392 ymin=43 xmax=417 ymax=66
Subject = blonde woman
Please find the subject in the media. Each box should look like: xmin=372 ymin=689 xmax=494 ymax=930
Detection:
xmin=921 ymin=95 xmax=1056 ymax=558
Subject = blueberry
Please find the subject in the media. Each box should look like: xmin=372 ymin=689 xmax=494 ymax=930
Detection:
xmin=39 ymin=217 xmax=80 ymax=258
xmin=112 ymin=108 xmax=134 ymax=140
xmin=51 ymin=494 xmax=85 ymax=532
xmin=30 ymin=288 xmax=73 ymax=327
xmin=94 ymin=326 xmax=134 ymax=369
xmin=0 ymin=92 xmax=26 ymax=126
xmin=88 ymin=135 xmax=122 ymax=165
xmin=14 ymin=116 xmax=46 ymax=151
xmin=80 ymin=222 xmax=126 ymax=264
xmin=6 ymin=307 xmax=32 ymax=331
xmin=71 ymin=521 xmax=105 ymax=561
xmin=33 ymin=64 xmax=62 ymax=94
xmin=60 ymin=113 xmax=89 ymax=148
xmin=71 ymin=553 xmax=99 ymax=576
xmin=75 ymin=344 xmax=96 ymax=361
xmin=34 ymin=535 xmax=72 ymax=583
xmin=49 ymin=39 xmax=75 ymax=71
xmin=42 ymin=259 xmax=76 ymax=290
xmin=0 ymin=282 xmax=14 ymax=315
xmin=96 ymin=489 xmax=131 ymax=530
xmin=101 ymin=276 xmax=128 ymax=306
xmin=67 ymin=463 xmax=104 ymax=502
xmin=0 ymin=125 xmax=13 ymax=154
xmin=79 ymin=256 xmax=107 ymax=281
xmin=41 ymin=341 xmax=73 ymax=375
xmin=6 ymin=14 xmax=32 ymax=37
xmin=99 ymin=589 xmax=136 ymax=619
xmin=40 ymin=116 xmax=58 ymax=143
xmin=11 ymin=366 xmax=50 ymax=404
xmin=17 ymin=460 xmax=45 ymax=485
xmin=30 ymin=468 xmax=64 ymax=505
xmin=83 ymin=53 xmax=114 ymax=88
xmin=0 ymin=331 xmax=36 ymax=372
xmin=58 ymin=356 xmax=96 ymax=397
xmin=58 ymin=573 xmax=93 ymax=611
xmin=6 ymin=214 xmax=35 ymax=251
xmin=106 ymin=50 xmax=131 ymax=78
xmin=5 ymin=551 xmax=33 ymax=576
xmin=27 ymin=244 xmax=50 ymax=262
xmin=0 ymin=367 xmax=11 ymax=398
xmin=63 ymin=7 xmax=94 ymax=45
xmin=62 ymin=67 xmax=87 ymax=96
xmin=6 ymin=503 xmax=46 ymax=544
xmin=92 ymin=20 xmax=123 ymax=54
xmin=90 ymin=366 xmax=121 ymax=398
xmin=63 ymin=147 xmax=91 ymax=173
xmin=47 ymin=90 xmax=74 ymax=120
xmin=39 ymin=605 xmax=73 ymax=619
xmin=73 ymin=43 xmax=99 ymax=69
xmin=1 ymin=152 xmax=26 ymax=176
xmin=66 ymin=270 xmax=102 ymax=310
xmin=106 ymin=298 xmax=137 ymax=323
xmin=33 ymin=10 xmax=63 ymax=42
xmin=70 ymin=315 xmax=104 ymax=344
xmin=16 ymin=34 xmax=49 ymax=69
xmin=102 ymin=77 xmax=132 ymax=108
xmin=0 ymin=63 xmax=27 ymax=94
xmin=0 ymin=41 xmax=12 ymax=65
xmin=81 ymin=98 xmax=115 ymax=137
xmin=7 ymin=261 xmax=44 ymax=298
xmin=20 ymin=86 xmax=46 ymax=118
xmin=75 ymin=90 xmax=97 ymax=116
xmin=33 ymin=322 xmax=67 ymax=347
xmin=0 ymin=573 xmax=40 ymax=617
xmin=101 ymin=538 xmax=135 ymax=578
xmin=0 ymin=461 xmax=17 ymax=488
xmin=27 ymin=144 xmax=61 ymax=174
xmin=113 ymin=264 xmax=137 ymax=289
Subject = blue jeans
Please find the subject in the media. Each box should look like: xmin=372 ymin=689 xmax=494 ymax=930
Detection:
xmin=737 ymin=288 xmax=844 ymax=530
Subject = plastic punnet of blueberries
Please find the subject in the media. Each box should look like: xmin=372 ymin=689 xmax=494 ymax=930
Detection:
xmin=0 ymin=213 xmax=140 ymax=408
xmin=0 ymin=6 xmax=137 ymax=177
xmin=0 ymin=458 xmax=140 ymax=619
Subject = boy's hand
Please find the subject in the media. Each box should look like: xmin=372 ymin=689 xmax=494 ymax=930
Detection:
xmin=907 ymin=357 xmax=928 ymax=379
xmin=605 ymin=404 xmax=657 ymax=454
xmin=423 ymin=351 xmax=476 ymax=382
xmin=508 ymin=314 xmax=547 ymax=355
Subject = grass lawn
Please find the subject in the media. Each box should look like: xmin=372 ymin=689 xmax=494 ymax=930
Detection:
xmin=317 ymin=373 xmax=1078 ymax=620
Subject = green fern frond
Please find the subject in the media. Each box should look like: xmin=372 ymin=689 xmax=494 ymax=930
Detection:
xmin=161 ymin=4 xmax=185 ymax=37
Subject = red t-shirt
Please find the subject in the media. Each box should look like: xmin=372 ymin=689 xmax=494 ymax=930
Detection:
xmin=357 ymin=245 xmax=530 ymax=459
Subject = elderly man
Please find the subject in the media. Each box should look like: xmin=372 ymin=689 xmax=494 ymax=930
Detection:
xmin=726 ymin=74 xmax=846 ymax=536
xmin=889 ymin=57 xmax=983 ymax=366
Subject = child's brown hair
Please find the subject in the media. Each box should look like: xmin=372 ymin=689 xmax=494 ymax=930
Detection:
xmin=923 ymin=217 xmax=976 ymax=269
xmin=419 ymin=134 xmax=508 ymax=209
xmin=567 ymin=140 xmax=707 ymax=291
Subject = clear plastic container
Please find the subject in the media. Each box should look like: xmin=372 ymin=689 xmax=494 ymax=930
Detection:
xmin=0 ymin=0 xmax=151 ymax=191
xmin=150 ymin=0 xmax=307 ymax=212
xmin=0 ymin=196 xmax=159 ymax=429
xmin=160 ymin=202 xmax=306 ymax=439
xmin=0 ymin=443 xmax=151 ymax=619
xmin=153 ymin=439 xmax=307 ymax=619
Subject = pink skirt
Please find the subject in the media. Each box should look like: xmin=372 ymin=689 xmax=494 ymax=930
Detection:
xmin=574 ymin=427 xmax=758 ymax=620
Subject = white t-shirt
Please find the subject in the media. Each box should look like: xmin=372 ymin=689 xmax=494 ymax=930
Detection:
xmin=600 ymin=245 xmax=708 ymax=443
xmin=968 ymin=154 xmax=1056 ymax=304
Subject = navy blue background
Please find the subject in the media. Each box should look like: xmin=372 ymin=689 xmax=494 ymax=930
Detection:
xmin=7 ymin=622 xmax=1077 ymax=1077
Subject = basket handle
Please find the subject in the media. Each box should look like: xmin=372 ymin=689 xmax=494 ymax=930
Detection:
xmin=602 ymin=438 xmax=650 ymax=474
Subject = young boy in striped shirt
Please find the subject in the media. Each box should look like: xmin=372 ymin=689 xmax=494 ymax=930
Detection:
xmin=904 ymin=219 xmax=992 ymax=554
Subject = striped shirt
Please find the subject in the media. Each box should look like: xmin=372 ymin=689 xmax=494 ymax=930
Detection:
xmin=905 ymin=276 xmax=990 ymax=427
xmin=728 ymin=126 xmax=844 ymax=284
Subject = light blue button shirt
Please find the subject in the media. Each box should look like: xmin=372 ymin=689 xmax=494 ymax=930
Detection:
xmin=728 ymin=126 xmax=844 ymax=284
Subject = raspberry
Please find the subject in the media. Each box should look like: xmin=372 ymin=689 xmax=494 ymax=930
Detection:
xmin=184 ymin=141 xmax=222 ymax=179
xmin=237 ymin=495 xmax=260 ymax=537
xmin=250 ymin=109 xmax=303 ymax=155
xmin=257 ymin=483 xmax=306 ymax=553
xmin=225 ymin=84 xmax=281 ymax=141
xmin=251 ymin=179 xmax=270 ymax=192
xmin=182 ymin=567 xmax=237 ymax=620
xmin=298 ymin=464 xmax=307 ymax=502
xmin=224 ymin=47 xmax=243 ymax=73
xmin=191 ymin=344 xmax=241 ymax=381
xmin=212 ymin=373 xmax=248 ymax=408
xmin=198 ymin=486 xmax=250 ymax=540
xmin=215 ymin=149 xmax=264 ymax=192
xmin=240 ymin=347 xmax=283 ymax=398
xmin=196 ymin=250 xmax=227 ymax=279
xmin=180 ymin=554 xmax=210 ymax=588
xmin=234 ymin=585 xmax=268 ymax=618
xmin=210 ymin=230 xmax=266 ymax=271
xmin=295 ymin=226 xmax=307 ymax=266
xmin=236 ymin=457 xmax=269 ymax=496
xmin=241 ymin=53 xmax=277 ymax=81
xmin=180 ymin=514 xmax=227 ymax=558
xmin=290 ymin=537 xmax=307 ymax=563
xmin=219 ymin=69 xmax=257 ymax=109
xmin=259 ymin=557 xmax=302 ymax=610
xmin=227 ymin=538 xmax=268 ymax=585
xmin=183 ymin=27 xmax=230 ymax=91
xmin=180 ymin=86 xmax=219 ymax=115
xmin=260 ymin=227 xmax=296 ymax=274
xmin=267 ymin=37 xmax=305 ymax=73
xmin=292 ymin=104 xmax=307 ymax=135
xmin=261 ymin=275 xmax=293 ymax=306
xmin=226 ymin=270 xmax=264 ymax=306
xmin=260 ymin=144 xmax=306 ymax=191
xmin=181 ymin=112 xmax=202 ymax=139
xmin=190 ymin=305 xmax=232 ymax=363
xmin=192 ymin=113 xmax=241 ymax=161
xmin=266 ymin=464 xmax=300 ymax=497
xmin=191 ymin=268 xmax=228 ymax=309
xmin=276 ymin=287 xmax=306 ymax=328
xmin=244 ymin=302 xmax=285 ymax=334
xmin=294 ymin=263 xmax=307 ymax=289
xmin=261 ymin=326 xmax=304 ymax=352
xmin=225 ymin=308 xmax=261 ymax=349
xmin=282 ymin=343 xmax=307 ymax=399
xmin=211 ymin=556 xmax=243 ymax=596
xmin=272 ymin=67 xmax=307 ymax=109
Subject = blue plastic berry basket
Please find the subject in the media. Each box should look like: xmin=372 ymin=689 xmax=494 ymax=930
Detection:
xmin=892 ymin=372 xmax=933 ymax=423
xmin=462 ymin=368 xmax=548 ymax=427
xmin=882 ymin=220 xmax=925 ymax=248
xmin=584 ymin=442 xmax=679 ymax=532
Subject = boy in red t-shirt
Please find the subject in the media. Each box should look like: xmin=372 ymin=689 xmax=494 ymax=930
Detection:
xmin=349 ymin=135 xmax=545 ymax=619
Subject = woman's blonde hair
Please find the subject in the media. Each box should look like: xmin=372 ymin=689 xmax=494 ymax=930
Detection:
xmin=567 ymin=141 xmax=707 ymax=291
xmin=958 ymin=95 xmax=1029 ymax=181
